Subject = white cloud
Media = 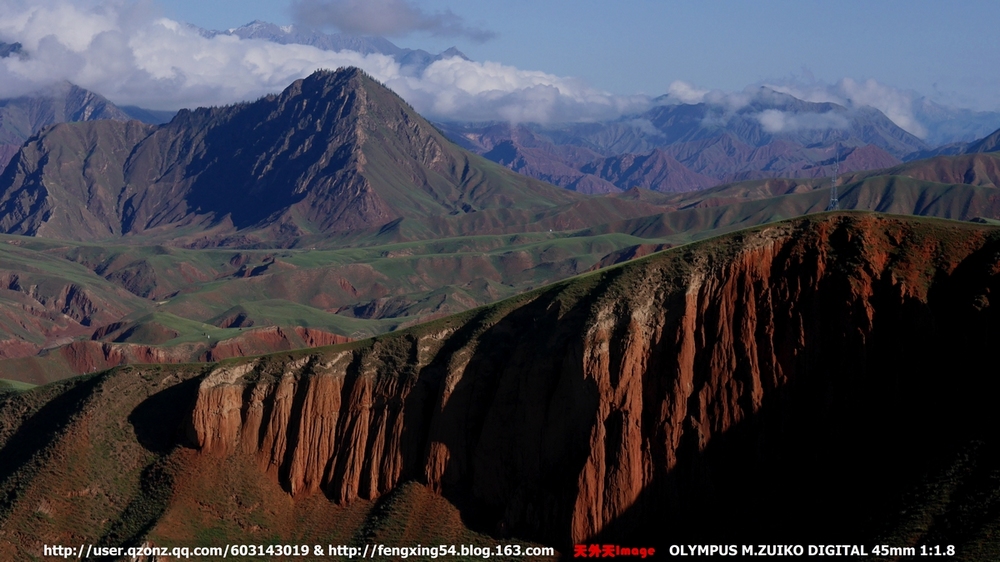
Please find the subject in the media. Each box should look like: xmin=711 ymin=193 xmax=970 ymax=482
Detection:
xmin=665 ymin=81 xmax=708 ymax=104
xmin=397 ymin=58 xmax=650 ymax=123
xmin=665 ymin=77 xmax=929 ymax=138
xmin=756 ymin=109 xmax=849 ymax=133
xmin=0 ymin=0 xmax=398 ymax=108
xmin=663 ymin=81 xmax=758 ymax=112
xmin=627 ymin=118 xmax=660 ymax=136
xmin=0 ymin=0 xmax=648 ymax=123
xmin=763 ymin=78 xmax=928 ymax=138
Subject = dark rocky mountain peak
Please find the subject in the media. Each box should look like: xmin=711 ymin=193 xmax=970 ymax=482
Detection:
xmin=0 ymin=41 xmax=22 ymax=58
xmin=0 ymin=67 xmax=581 ymax=244
xmin=439 ymin=47 xmax=470 ymax=60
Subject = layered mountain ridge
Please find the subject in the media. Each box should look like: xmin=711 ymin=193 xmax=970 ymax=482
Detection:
xmin=3 ymin=67 xmax=1000 ymax=386
xmin=441 ymin=88 xmax=932 ymax=193
xmin=0 ymin=68 xmax=600 ymax=245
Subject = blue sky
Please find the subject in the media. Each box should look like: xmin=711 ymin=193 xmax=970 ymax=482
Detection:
xmin=155 ymin=0 xmax=1000 ymax=111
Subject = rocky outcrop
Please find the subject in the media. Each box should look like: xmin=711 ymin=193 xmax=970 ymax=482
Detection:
xmin=1 ymin=277 xmax=132 ymax=329
xmin=58 ymin=340 xmax=194 ymax=373
xmin=294 ymin=327 xmax=353 ymax=348
xmin=588 ymin=243 xmax=672 ymax=270
xmin=200 ymin=326 xmax=350 ymax=361
xmin=0 ymin=326 xmax=356 ymax=379
xmin=189 ymin=213 xmax=1000 ymax=546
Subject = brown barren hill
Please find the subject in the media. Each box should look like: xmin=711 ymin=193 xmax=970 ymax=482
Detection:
xmin=0 ymin=68 xmax=600 ymax=246
xmin=4 ymin=212 xmax=1000 ymax=557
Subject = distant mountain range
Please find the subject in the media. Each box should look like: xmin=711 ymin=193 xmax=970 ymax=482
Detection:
xmin=3 ymin=67 xmax=1000 ymax=248
xmin=197 ymin=22 xmax=1000 ymax=148
xmin=0 ymin=41 xmax=21 ymax=58
xmin=439 ymin=89 xmax=933 ymax=193
xmin=0 ymin=53 xmax=174 ymax=172
xmin=2 ymin=21 xmax=999 ymax=196
xmin=914 ymin=97 xmax=1000 ymax=146
xmin=906 ymin=125 xmax=1000 ymax=160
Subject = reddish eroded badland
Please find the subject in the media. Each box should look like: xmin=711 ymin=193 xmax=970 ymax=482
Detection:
xmin=189 ymin=213 xmax=1000 ymax=545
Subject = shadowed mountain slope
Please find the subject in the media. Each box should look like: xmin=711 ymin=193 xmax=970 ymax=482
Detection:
xmin=578 ymin=148 xmax=717 ymax=192
xmin=0 ymin=120 xmax=156 ymax=239
xmin=966 ymin=126 xmax=1000 ymax=154
xmin=2 ymin=68 xmax=677 ymax=246
xmin=3 ymin=213 xmax=1000 ymax=557
xmin=0 ymin=83 xmax=134 ymax=171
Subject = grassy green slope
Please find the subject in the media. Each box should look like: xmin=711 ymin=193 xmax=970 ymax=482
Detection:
xmin=0 ymin=378 xmax=33 ymax=392
xmin=4 ymin=166 xmax=1000 ymax=383
xmin=4 ymin=131 xmax=1000 ymax=382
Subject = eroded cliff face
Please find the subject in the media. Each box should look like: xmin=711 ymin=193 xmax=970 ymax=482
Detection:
xmin=189 ymin=214 xmax=1000 ymax=546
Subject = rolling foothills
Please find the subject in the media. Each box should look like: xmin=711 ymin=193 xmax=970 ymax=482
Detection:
xmin=1 ymin=67 xmax=1000 ymax=557
xmin=2 ymin=69 xmax=1000 ymax=383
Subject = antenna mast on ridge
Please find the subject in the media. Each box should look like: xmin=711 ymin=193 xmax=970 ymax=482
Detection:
xmin=826 ymin=143 xmax=840 ymax=211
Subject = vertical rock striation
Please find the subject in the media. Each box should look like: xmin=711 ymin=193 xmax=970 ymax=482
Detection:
xmin=190 ymin=214 xmax=1000 ymax=546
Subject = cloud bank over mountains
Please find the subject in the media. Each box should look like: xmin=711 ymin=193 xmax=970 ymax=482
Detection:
xmin=0 ymin=0 xmax=643 ymax=122
xmin=765 ymin=78 xmax=928 ymax=139
xmin=0 ymin=0 xmax=992 ymax=142
xmin=662 ymin=78 xmax=926 ymax=138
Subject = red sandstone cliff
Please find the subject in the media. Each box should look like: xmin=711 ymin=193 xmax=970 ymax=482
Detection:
xmin=189 ymin=213 xmax=1000 ymax=546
